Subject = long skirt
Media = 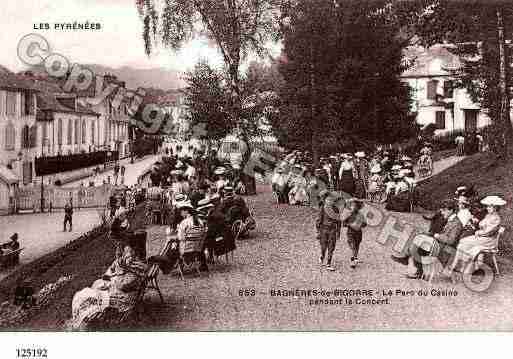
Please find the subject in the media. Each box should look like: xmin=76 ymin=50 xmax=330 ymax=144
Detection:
xmin=453 ymin=234 xmax=497 ymax=268
xmin=339 ymin=170 xmax=355 ymax=195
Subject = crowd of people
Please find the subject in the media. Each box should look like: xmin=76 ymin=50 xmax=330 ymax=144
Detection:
xmin=272 ymin=143 xmax=434 ymax=212
xmin=392 ymin=185 xmax=507 ymax=280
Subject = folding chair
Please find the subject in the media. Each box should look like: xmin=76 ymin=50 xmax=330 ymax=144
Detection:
xmin=176 ymin=226 xmax=207 ymax=281
xmin=475 ymin=226 xmax=506 ymax=276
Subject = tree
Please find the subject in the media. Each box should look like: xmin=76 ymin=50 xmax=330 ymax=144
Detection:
xmin=274 ymin=0 xmax=414 ymax=165
xmin=136 ymin=0 xmax=281 ymax=134
xmin=405 ymin=0 xmax=513 ymax=158
xmin=182 ymin=61 xmax=231 ymax=143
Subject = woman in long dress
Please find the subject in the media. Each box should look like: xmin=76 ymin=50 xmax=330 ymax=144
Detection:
xmin=450 ymin=195 xmax=505 ymax=273
xmin=338 ymin=155 xmax=355 ymax=195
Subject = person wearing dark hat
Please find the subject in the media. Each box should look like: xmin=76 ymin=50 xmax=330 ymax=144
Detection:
xmin=316 ymin=189 xmax=342 ymax=271
xmin=343 ymin=198 xmax=367 ymax=268
xmin=63 ymin=197 xmax=73 ymax=231
xmin=391 ymin=199 xmax=463 ymax=279
xmin=8 ymin=233 xmax=20 ymax=252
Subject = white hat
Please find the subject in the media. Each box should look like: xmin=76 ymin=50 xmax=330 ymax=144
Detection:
xmin=370 ymin=165 xmax=382 ymax=174
xmin=399 ymin=169 xmax=412 ymax=175
xmin=355 ymin=151 xmax=366 ymax=158
xmin=176 ymin=201 xmax=194 ymax=211
xmin=481 ymin=196 xmax=507 ymax=206
xmin=392 ymin=165 xmax=402 ymax=171
xmin=214 ymin=167 xmax=227 ymax=175
xmin=401 ymin=156 xmax=412 ymax=162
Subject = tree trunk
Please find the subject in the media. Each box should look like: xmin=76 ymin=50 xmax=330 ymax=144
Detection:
xmin=309 ymin=37 xmax=320 ymax=168
xmin=496 ymin=8 xmax=513 ymax=158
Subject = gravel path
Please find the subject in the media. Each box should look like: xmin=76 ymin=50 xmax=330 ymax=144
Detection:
xmin=138 ymin=185 xmax=513 ymax=331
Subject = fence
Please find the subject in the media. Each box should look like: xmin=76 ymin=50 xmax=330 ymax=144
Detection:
xmin=15 ymin=184 xmax=115 ymax=212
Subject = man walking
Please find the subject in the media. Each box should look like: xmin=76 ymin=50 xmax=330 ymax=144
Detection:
xmin=113 ymin=161 xmax=120 ymax=185
xmin=63 ymin=198 xmax=73 ymax=232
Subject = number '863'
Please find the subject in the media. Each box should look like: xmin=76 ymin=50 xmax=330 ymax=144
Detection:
xmin=239 ymin=289 xmax=256 ymax=296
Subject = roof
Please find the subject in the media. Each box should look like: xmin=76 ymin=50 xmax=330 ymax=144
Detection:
xmin=29 ymin=78 xmax=99 ymax=116
xmin=0 ymin=166 xmax=19 ymax=185
xmin=0 ymin=68 xmax=38 ymax=91
xmin=402 ymin=45 xmax=462 ymax=78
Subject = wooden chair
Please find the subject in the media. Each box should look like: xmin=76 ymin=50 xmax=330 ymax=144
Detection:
xmin=475 ymin=226 xmax=506 ymax=276
xmin=0 ymin=248 xmax=23 ymax=269
xmin=176 ymin=226 xmax=207 ymax=281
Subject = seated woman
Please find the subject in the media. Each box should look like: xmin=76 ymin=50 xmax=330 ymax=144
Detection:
xmin=288 ymin=164 xmax=309 ymax=205
xmin=385 ymin=174 xmax=411 ymax=212
xmin=69 ymin=240 xmax=147 ymax=330
xmin=450 ymin=195 xmax=506 ymax=274
xmin=176 ymin=201 xmax=207 ymax=262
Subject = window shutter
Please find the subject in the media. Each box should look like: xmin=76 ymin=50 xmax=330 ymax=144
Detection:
xmin=443 ymin=80 xmax=454 ymax=98
xmin=29 ymin=125 xmax=37 ymax=147
xmin=427 ymin=80 xmax=438 ymax=100
xmin=435 ymin=111 xmax=446 ymax=129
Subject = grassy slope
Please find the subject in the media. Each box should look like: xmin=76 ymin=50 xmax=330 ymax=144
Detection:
xmin=416 ymin=151 xmax=513 ymax=253
xmin=0 ymin=206 xmax=147 ymax=330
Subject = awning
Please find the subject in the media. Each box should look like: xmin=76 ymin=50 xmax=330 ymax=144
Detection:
xmin=0 ymin=166 xmax=19 ymax=185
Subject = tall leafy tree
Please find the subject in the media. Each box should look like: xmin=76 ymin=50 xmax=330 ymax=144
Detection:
xmin=274 ymin=0 xmax=414 ymax=165
xmin=182 ymin=61 xmax=230 ymax=142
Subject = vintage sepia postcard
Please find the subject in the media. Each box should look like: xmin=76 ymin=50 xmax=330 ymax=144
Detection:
xmin=0 ymin=2 xmax=512 ymax=351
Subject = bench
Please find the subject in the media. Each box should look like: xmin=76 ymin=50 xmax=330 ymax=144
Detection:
xmin=0 ymin=248 xmax=23 ymax=269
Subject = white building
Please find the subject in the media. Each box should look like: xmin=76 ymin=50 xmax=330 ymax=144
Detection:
xmin=0 ymin=70 xmax=39 ymax=213
xmin=401 ymin=44 xmax=492 ymax=134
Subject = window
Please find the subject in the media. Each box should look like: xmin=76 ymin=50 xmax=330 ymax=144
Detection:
xmin=22 ymin=161 xmax=32 ymax=185
xmin=42 ymin=122 xmax=48 ymax=142
xmin=29 ymin=125 xmax=37 ymax=147
xmin=443 ymin=80 xmax=454 ymax=98
xmin=67 ymin=119 xmax=73 ymax=145
xmin=21 ymin=125 xmax=30 ymax=148
xmin=6 ymin=91 xmax=16 ymax=115
xmin=57 ymin=118 xmax=63 ymax=145
xmin=0 ymin=91 xmax=4 ymax=115
xmin=82 ymin=119 xmax=86 ymax=144
xmin=74 ymin=119 xmax=79 ymax=144
xmin=4 ymin=122 xmax=15 ymax=150
xmin=427 ymin=80 xmax=438 ymax=100
xmin=435 ymin=111 xmax=446 ymax=129
xmin=91 ymin=121 xmax=95 ymax=144
xmin=25 ymin=92 xmax=35 ymax=115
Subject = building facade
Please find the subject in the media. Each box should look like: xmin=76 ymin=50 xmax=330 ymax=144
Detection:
xmin=402 ymin=44 xmax=492 ymax=134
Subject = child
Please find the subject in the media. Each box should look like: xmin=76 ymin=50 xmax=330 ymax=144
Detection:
xmin=343 ymin=198 xmax=367 ymax=268
xmin=316 ymin=190 xmax=342 ymax=271
xmin=367 ymin=165 xmax=383 ymax=203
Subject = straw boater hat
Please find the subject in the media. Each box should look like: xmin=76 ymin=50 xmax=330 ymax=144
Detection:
xmin=392 ymin=164 xmax=402 ymax=171
xmin=399 ymin=169 xmax=412 ymax=176
xmin=481 ymin=196 xmax=507 ymax=206
xmin=176 ymin=201 xmax=194 ymax=212
xmin=174 ymin=193 xmax=188 ymax=203
xmin=222 ymin=186 xmax=235 ymax=197
xmin=355 ymin=151 xmax=366 ymax=158
xmin=196 ymin=198 xmax=214 ymax=213
xmin=214 ymin=167 xmax=227 ymax=175
xmin=370 ymin=164 xmax=382 ymax=174
xmin=401 ymin=156 xmax=412 ymax=162
xmin=318 ymin=189 xmax=330 ymax=199
xmin=170 ymin=169 xmax=184 ymax=176
xmin=456 ymin=196 xmax=470 ymax=205
xmin=404 ymin=162 xmax=413 ymax=168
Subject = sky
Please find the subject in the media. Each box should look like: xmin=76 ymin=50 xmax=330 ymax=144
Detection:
xmin=0 ymin=0 xmax=280 ymax=74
